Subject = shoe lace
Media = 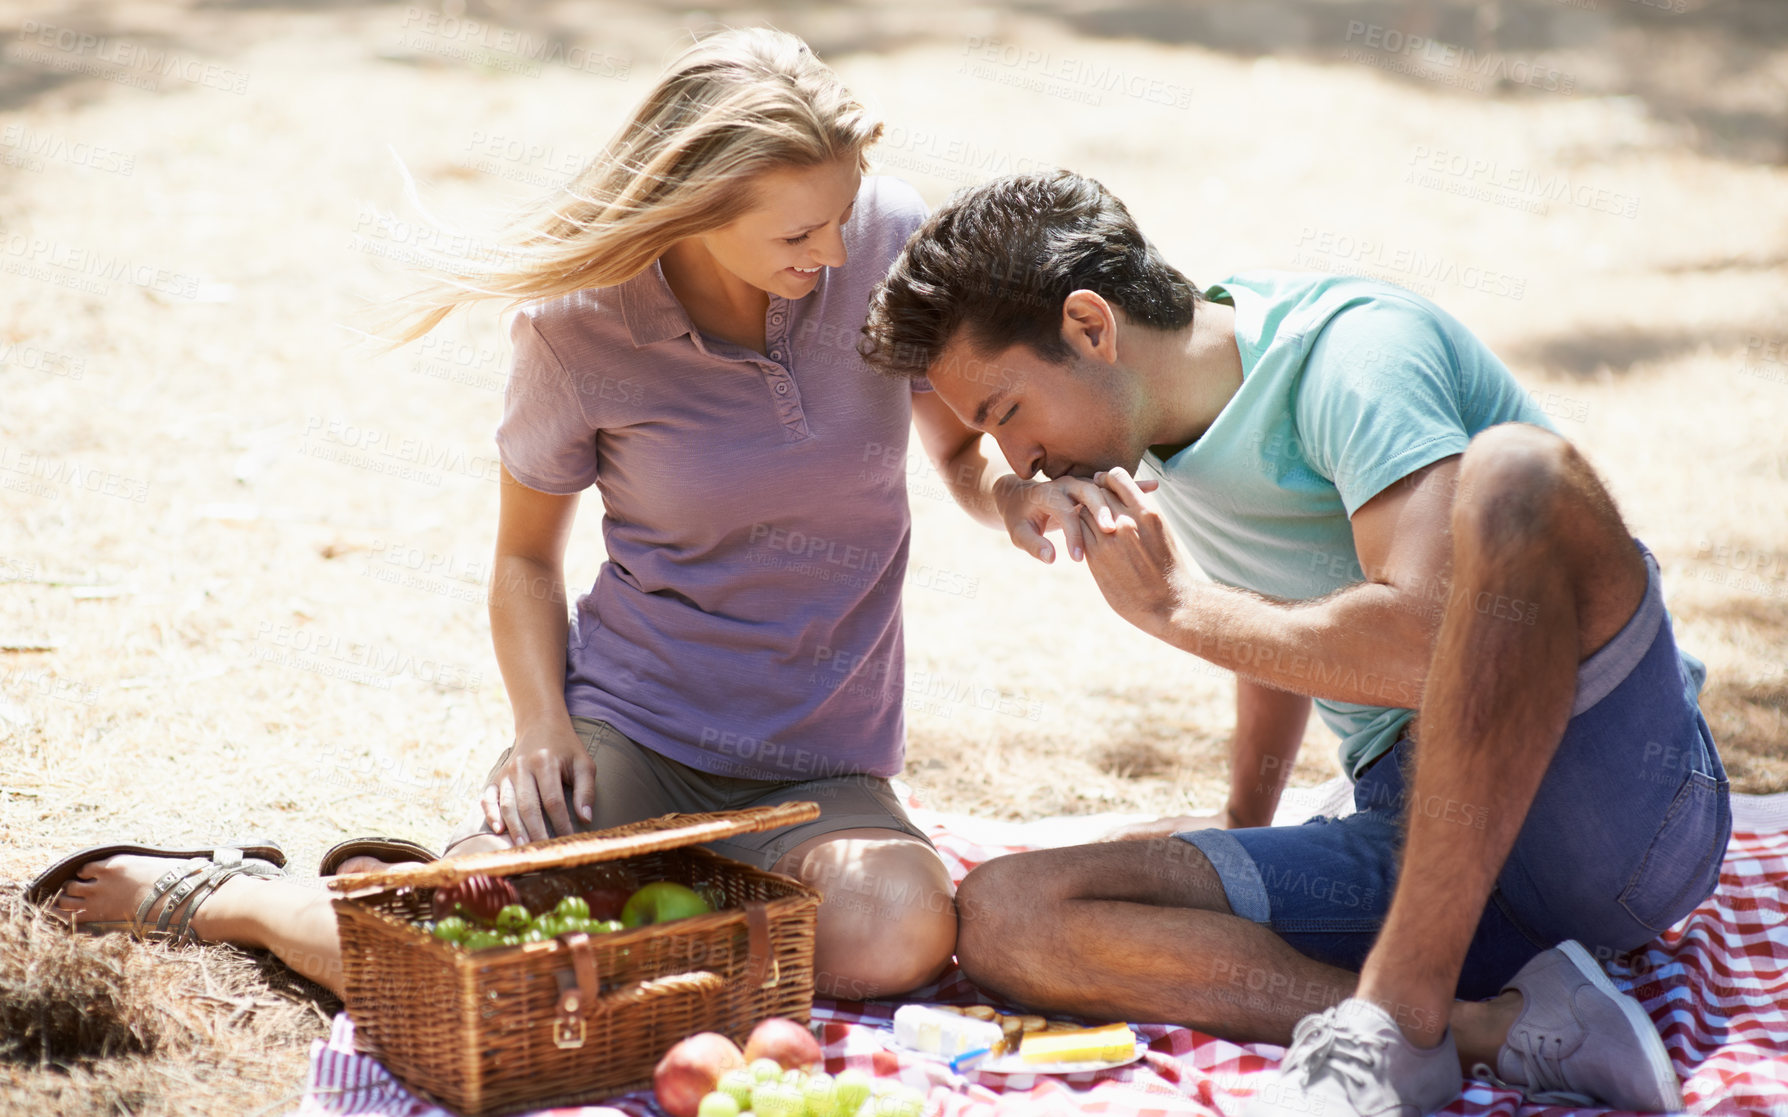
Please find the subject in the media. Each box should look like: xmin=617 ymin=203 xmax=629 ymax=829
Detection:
xmin=1470 ymin=1030 xmax=1595 ymax=1107
xmin=1281 ymin=1009 xmax=1394 ymax=1097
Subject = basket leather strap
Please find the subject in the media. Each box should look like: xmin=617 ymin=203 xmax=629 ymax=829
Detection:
xmin=552 ymin=932 xmax=601 ymax=1049
xmin=739 ymin=901 xmax=778 ymax=990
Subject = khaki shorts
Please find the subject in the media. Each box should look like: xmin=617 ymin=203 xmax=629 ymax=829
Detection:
xmin=446 ymin=717 xmax=933 ymax=871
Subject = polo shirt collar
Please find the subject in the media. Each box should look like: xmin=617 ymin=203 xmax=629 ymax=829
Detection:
xmin=619 ymin=258 xmax=695 ymax=347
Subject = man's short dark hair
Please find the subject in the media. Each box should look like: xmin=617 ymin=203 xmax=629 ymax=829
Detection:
xmin=860 ymin=170 xmax=1201 ymax=377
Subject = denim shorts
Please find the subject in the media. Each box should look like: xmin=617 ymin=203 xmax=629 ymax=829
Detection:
xmin=1181 ymin=544 xmax=1732 ymax=1000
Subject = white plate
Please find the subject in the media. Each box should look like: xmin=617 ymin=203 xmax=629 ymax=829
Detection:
xmin=874 ymin=1027 xmax=1146 ymax=1075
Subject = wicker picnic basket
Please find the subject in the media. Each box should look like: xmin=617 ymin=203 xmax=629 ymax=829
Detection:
xmin=328 ymin=802 xmax=823 ymax=1117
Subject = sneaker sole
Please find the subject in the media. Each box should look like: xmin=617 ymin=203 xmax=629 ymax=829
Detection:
xmin=1556 ymin=939 xmax=1684 ymax=1110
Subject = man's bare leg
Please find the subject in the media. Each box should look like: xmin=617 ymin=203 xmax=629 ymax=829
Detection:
xmin=1353 ymin=424 xmax=1649 ymax=1043
xmin=955 ymin=840 xmax=1520 ymax=1072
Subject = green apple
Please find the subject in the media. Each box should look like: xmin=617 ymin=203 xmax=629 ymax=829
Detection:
xmin=620 ymin=882 xmax=713 ymax=927
xmin=463 ymin=930 xmax=502 ymax=952
xmin=697 ymin=1092 xmax=741 ymax=1117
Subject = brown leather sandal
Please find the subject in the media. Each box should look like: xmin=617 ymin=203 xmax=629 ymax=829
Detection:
xmin=316 ymin=835 xmax=435 ymax=877
xmin=27 ymin=841 xmax=287 ymax=944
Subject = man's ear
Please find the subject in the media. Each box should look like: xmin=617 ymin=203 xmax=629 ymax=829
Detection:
xmin=1061 ymin=289 xmax=1119 ymax=364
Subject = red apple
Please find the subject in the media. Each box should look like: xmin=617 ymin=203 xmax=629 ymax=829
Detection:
xmin=653 ymin=1032 xmax=746 ymax=1117
xmin=743 ymin=1017 xmax=822 ymax=1072
xmin=582 ymin=883 xmax=633 ymax=922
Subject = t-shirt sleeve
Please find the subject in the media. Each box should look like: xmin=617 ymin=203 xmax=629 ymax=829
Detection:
xmin=493 ymin=310 xmax=600 ymax=494
xmin=1294 ymin=299 xmax=1472 ymax=515
xmin=859 ymin=175 xmax=934 ymax=394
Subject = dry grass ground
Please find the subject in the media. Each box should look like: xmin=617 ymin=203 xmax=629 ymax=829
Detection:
xmin=0 ymin=0 xmax=1784 ymax=1112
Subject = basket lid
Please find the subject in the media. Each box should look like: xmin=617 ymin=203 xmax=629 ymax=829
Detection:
xmin=325 ymin=801 xmax=821 ymax=893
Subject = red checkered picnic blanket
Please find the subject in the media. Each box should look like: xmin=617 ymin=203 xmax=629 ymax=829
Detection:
xmin=300 ymin=804 xmax=1788 ymax=1117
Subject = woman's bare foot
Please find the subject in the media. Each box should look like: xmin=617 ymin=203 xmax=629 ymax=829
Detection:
xmin=49 ymin=853 xmax=265 ymax=941
xmin=332 ymin=854 xmax=404 ymax=876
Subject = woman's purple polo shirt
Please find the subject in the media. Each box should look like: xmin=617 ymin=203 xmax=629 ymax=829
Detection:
xmin=495 ymin=176 xmax=927 ymax=781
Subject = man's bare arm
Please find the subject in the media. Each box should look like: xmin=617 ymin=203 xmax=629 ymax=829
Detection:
xmin=1078 ymin=458 xmax=1461 ymax=708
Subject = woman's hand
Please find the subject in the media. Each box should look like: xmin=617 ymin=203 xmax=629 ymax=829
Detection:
xmin=480 ymin=721 xmax=596 ymax=844
xmin=993 ymin=472 xmax=1159 ymax=563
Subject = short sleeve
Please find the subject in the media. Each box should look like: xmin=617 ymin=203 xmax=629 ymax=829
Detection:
xmin=493 ymin=310 xmax=600 ymax=494
xmin=1294 ymin=299 xmax=1472 ymax=515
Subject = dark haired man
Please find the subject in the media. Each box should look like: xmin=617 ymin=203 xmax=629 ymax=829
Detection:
xmin=862 ymin=170 xmax=1727 ymax=1116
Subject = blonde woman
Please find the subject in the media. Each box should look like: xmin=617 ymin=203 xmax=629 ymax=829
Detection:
xmin=33 ymin=28 xmax=1005 ymax=1000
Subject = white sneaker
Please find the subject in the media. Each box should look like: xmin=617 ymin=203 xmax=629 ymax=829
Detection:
xmin=1244 ymin=999 xmax=1460 ymax=1117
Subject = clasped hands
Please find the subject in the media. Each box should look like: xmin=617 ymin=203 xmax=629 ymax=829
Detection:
xmin=993 ymin=466 xmax=1190 ymax=637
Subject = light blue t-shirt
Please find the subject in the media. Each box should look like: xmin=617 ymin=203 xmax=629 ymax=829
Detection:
xmin=1142 ymin=271 xmax=1557 ymax=779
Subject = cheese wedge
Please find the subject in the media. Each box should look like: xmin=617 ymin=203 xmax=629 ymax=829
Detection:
xmin=893 ymin=1004 xmax=1003 ymax=1058
xmin=1018 ymin=1023 xmax=1135 ymax=1064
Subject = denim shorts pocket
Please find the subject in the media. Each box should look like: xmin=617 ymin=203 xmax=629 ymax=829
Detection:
xmin=1617 ymin=770 xmax=1731 ymax=933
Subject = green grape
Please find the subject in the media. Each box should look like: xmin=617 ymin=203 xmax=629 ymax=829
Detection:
xmin=751 ymin=1058 xmax=785 ymax=1083
xmin=801 ymin=1072 xmax=838 ymax=1117
xmin=431 ymin=916 xmax=468 ymax=943
xmin=751 ymin=1081 xmax=805 ymax=1117
xmin=717 ymin=1067 xmax=757 ymax=1109
xmin=554 ymin=895 xmax=591 ymax=921
xmin=833 ymin=1069 xmax=872 ymax=1117
xmin=697 ymin=1092 xmax=741 ymax=1117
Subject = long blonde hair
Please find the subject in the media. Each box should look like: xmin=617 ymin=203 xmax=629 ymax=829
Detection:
xmin=389 ymin=28 xmax=881 ymax=344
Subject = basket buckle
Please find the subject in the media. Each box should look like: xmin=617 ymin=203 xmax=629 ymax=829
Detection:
xmin=553 ymin=934 xmax=599 ymax=1049
xmin=553 ymin=1014 xmax=586 ymax=1050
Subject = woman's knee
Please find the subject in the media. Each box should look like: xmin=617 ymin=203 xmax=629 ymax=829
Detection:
xmin=811 ymin=870 xmax=956 ymax=997
xmin=796 ymin=836 xmax=958 ymax=997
